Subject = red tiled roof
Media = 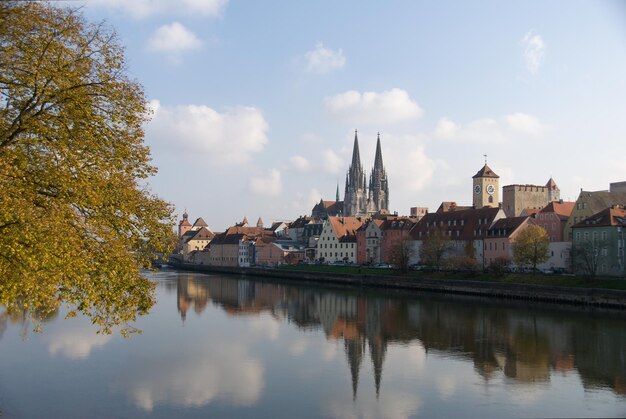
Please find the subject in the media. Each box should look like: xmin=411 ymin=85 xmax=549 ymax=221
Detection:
xmin=410 ymin=207 xmax=502 ymax=241
xmin=192 ymin=217 xmax=208 ymax=227
xmin=540 ymin=201 xmax=575 ymax=219
xmin=572 ymin=206 xmax=626 ymax=228
xmin=328 ymin=216 xmax=365 ymax=239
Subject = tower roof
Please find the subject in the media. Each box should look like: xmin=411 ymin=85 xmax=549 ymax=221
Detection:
xmin=472 ymin=164 xmax=499 ymax=179
xmin=192 ymin=217 xmax=208 ymax=227
xmin=546 ymin=177 xmax=558 ymax=189
xmin=350 ymin=130 xmax=361 ymax=168
xmin=373 ymin=132 xmax=384 ymax=170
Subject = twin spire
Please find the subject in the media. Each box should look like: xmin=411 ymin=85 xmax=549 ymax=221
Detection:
xmin=343 ymin=130 xmax=389 ymax=216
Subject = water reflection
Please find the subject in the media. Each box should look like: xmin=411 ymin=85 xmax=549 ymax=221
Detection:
xmin=174 ymin=272 xmax=626 ymax=399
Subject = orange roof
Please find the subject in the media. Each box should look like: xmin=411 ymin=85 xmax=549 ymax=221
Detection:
xmin=540 ymin=201 xmax=575 ymax=218
xmin=328 ymin=216 xmax=365 ymax=239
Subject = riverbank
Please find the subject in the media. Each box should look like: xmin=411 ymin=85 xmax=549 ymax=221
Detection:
xmin=167 ymin=262 xmax=626 ymax=309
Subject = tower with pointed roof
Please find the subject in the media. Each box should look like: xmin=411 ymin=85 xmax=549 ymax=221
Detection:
xmin=178 ymin=210 xmax=192 ymax=238
xmin=344 ymin=130 xmax=368 ymax=216
xmin=366 ymin=133 xmax=389 ymax=214
xmin=472 ymin=159 xmax=500 ymax=208
xmin=343 ymin=131 xmax=390 ymax=216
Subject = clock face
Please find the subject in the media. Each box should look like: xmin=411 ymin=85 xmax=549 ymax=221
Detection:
xmin=486 ymin=184 xmax=495 ymax=195
xmin=474 ymin=184 xmax=481 ymax=194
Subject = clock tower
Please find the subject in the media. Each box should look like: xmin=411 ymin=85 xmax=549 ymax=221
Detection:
xmin=472 ymin=159 xmax=499 ymax=208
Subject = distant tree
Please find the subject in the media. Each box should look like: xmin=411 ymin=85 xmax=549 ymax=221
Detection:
xmin=512 ymin=225 xmax=550 ymax=272
xmin=419 ymin=227 xmax=453 ymax=270
xmin=570 ymin=238 xmax=608 ymax=281
xmin=390 ymin=237 xmax=414 ymax=273
xmin=0 ymin=2 xmax=175 ymax=335
xmin=488 ymin=256 xmax=510 ymax=276
xmin=446 ymin=255 xmax=478 ymax=272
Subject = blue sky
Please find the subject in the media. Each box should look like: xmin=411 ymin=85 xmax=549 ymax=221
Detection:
xmin=81 ymin=0 xmax=626 ymax=230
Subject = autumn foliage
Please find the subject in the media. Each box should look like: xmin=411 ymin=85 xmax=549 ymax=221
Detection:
xmin=0 ymin=2 xmax=175 ymax=334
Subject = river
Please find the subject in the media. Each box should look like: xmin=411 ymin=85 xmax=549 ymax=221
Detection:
xmin=0 ymin=269 xmax=625 ymax=418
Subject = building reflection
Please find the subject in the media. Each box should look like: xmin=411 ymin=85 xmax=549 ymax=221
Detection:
xmin=173 ymin=272 xmax=626 ymax=399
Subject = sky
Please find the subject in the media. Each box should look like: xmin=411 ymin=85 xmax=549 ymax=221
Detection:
xmin=78 ymin=0 xmax=626 ymax=231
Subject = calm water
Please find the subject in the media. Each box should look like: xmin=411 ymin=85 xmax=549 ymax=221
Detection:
xmin=1 ymin=269 xmax=626 ymax=418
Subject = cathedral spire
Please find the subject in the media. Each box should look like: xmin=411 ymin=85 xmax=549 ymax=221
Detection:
xmin=336 ymin=183 xmax=340 ymax=202
xmin=373 ymin=132 xmax=384 ymax=170
xmin=351 ymin=130 xmax=361 ymax=169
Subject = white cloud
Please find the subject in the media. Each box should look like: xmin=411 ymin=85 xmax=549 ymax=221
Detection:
xmin=505 ymin=112 xmax=544 ymax=137
xmin=289 ymin=155 xmax=311 ymax=172
xmin=383 ymin=135 xmax=438 ymax=193
xmin=289 ymin=337 xmax=308 ymax=355
xmin=45 ymin=326 xmax=113 ymax=359
xmin=146 ymin=99 xmax=268 ymax=165
xmin=521 ymin=30 xmax=546 ymax=75
xmin=246 ymin=314 xmax=280 ymax=341
xmin=87 ymin=0 xmax=228 ymax=19
xmin=435 ymin=113 xmax=544 ymax=144
xmin=322 ymin=149 xmax=344 ymax=175
xmin=250 ymin=169 xmax=282 ymax=196
xmin=308 ymin=188 xmax=323 ymax=206
xmin=434 ymin=117 xmax=457 ymax=139
xmin=324 ymin=88 xmax=423 ymax=124
xmin=148 ymin=22 xmax=202 ymax=54
xmin=304 ymin=43 xmax=346 ymax=74
xmin=324 ymin=391 xmax=421 ymax=419
xmin=120 ymin=342 xmax=263 ymax=411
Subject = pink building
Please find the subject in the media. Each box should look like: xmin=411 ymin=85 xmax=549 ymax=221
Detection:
xmin=532 ymin=201 xmax=575 ymax=242
xmin=381 ymin=218 xmax=416 ymax=263
xmin=356 ymin=219 xmax=384 ymax=264
xmin=484 ymin=216 xmax=534 ymax=267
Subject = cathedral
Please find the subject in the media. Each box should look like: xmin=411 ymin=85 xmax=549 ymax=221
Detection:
xmin=343 ymin=131 xmax=390 ymax=216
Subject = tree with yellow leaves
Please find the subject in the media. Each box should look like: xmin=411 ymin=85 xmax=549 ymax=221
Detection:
xmin=512 ymin=224 xmax=550 ymax=273
xmin=0 ymin=2 xmax=175 ymax=335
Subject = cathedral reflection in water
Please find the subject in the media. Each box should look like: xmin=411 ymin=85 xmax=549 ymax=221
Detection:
xmin=175 ymin=273 xmax=626 ymax=399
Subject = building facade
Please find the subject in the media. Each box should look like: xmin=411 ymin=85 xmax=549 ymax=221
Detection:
xmin=315 ymin=216 xmax=364 ymax=263
xmin=564 ymin=190 xmax=626 ymax=241
xmin=502 ymin=178 xmax=560 ymax=217
xmin=571 ymin=206 xmax=626 ymax=277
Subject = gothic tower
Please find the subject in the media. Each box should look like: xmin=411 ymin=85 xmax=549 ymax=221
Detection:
xmin=344 ymin=131 xmax=368 ymax=216
xmin=367 ymin=133 xmax=389 ymax=214
xmin=472 ymin=159 xmax=499 ymax=208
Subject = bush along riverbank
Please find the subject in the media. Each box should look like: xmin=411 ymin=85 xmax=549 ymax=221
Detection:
xmin=167 ymin=261 xmax=626 ymax=309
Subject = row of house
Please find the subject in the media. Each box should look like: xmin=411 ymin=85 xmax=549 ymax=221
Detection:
xmin=174 ymin=164 xmax=626 ymax=277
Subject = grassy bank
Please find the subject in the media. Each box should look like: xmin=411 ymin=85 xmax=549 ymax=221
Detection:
xmin=278 ymin=265 xmax=626 ymax=290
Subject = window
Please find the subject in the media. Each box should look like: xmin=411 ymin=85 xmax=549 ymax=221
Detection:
xmin=602 ymin=231 xmax=608 ymax=241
